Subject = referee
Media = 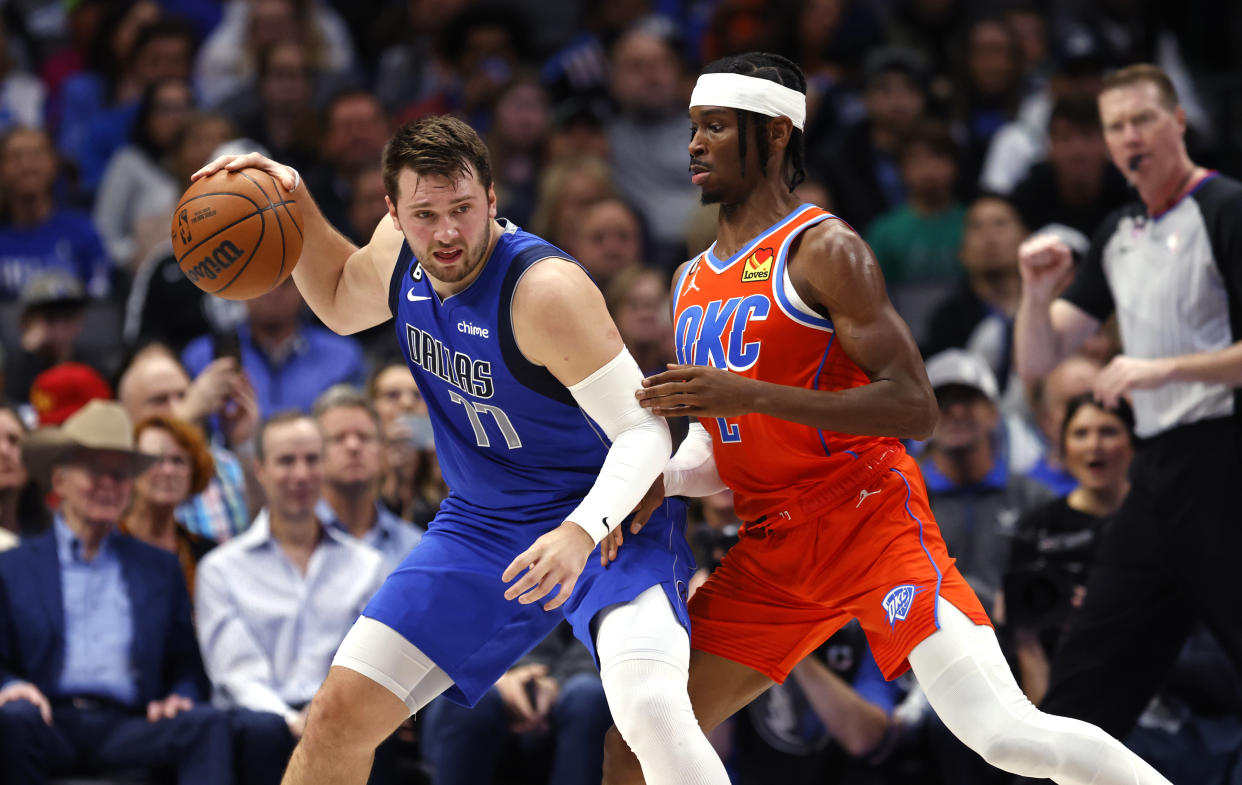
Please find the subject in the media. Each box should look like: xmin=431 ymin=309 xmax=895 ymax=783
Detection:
xmin=1014 ymin=63 xmax=1242 ymax=739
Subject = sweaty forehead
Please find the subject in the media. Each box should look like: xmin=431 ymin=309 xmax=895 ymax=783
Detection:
xmin=399 ymin=167 xmax=483 ymax=206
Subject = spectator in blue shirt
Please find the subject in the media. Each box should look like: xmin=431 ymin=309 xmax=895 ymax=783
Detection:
xmin=0 ymin=400 xmax=232 ymax=784
xmin=0 ymin=127 xmax=112 ymax=300
xmin=312 ymin=385 xmax=422 ymax=572
xmin=183 ymin=277 xmax=366 ymax=418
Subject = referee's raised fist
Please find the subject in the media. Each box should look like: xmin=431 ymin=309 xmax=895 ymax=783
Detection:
xmin=1018 ymin=234 xmax=1074 ymax=300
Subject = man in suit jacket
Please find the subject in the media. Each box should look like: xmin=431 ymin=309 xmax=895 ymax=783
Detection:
xmin=0 ymin=400 xmax=233 ymax=785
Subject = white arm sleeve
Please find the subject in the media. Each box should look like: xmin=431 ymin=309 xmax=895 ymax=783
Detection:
xmin=663 ymin=421 xmax=728 ymax=498
xmin=567 ymin=349 xmax=672 ymax=545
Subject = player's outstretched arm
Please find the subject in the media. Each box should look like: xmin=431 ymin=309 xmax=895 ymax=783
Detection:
xmin=193 ymin=153 xmax=402 ymax=335
xmin=639 ymin=223 xmax=938 ymax=440
xmin=501 ymin=259 xmax=672 ymax=609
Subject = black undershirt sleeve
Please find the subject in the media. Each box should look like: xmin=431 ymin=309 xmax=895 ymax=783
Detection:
xmin=1059 ymin=207 xmax=1128 ymax=322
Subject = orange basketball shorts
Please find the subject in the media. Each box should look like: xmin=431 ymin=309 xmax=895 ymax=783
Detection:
xmin=687 ymin=452 xmax=990 ymax=682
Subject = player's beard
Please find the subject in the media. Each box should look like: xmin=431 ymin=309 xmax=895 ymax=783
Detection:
xmin=699 ymin=186 xmax=723 ymax=205
xmin=423 ymin=220 xmax=493 ymax=284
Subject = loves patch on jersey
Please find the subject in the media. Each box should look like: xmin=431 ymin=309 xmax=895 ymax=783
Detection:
xmin=741 ymin=247 xmax=773 ymax=282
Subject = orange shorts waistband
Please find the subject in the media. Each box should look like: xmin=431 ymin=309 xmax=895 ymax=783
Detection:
xmin=743 ymin=443 xmax=905 ymax=531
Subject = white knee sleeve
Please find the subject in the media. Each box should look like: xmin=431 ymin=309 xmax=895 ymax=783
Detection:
xmin=333 ymin=616 xmax=454 ymax=714
xmin=909 ymin=599 xmax=1171 ymax=785
xmin=595 ymin=586 xmax=729 ymax=785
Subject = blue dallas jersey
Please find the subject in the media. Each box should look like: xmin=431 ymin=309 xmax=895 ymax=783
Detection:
xmin=386 ymin=219 xmax=611 ymax=517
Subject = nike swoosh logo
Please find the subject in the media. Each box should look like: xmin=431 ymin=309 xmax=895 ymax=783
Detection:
xmin=407 ymin=289 xmax=432 ymax=302
xmin=601 ymin=517 xmax=611 ymax=537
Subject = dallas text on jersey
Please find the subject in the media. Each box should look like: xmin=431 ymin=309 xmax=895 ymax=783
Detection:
xmin=405 ymin=323 xmax=495 ymax=399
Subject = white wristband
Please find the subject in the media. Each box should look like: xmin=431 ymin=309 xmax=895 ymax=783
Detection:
xmin=566 ymin=349 xmax=672 ymax=545
xmin=663 ymin=421 xmax=727 ymax=498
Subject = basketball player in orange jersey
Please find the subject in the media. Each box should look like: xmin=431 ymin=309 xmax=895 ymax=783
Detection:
xmin=600 ymin=52 xmax=1171 ymax=785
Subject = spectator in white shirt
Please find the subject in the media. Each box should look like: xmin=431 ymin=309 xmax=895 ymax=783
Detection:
xmin=195 ymin=411 xmax=385 ymax=785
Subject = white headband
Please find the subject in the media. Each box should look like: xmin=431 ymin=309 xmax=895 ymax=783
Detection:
xmin=689 ymin=73 xmax=806 ymax=130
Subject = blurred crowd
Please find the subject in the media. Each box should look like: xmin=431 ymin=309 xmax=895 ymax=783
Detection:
xmin=0 ymin=0 xmax=1241 ymax=783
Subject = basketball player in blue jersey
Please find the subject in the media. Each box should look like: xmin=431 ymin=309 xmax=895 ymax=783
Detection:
xmin=194 ymin=117 xmax=729 ymax=785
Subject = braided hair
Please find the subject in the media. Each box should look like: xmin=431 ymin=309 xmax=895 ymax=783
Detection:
xmin=700 ymin=52 xmax=808 ymax=192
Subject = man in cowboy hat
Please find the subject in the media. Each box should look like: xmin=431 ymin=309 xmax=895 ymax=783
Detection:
xmin=0 ymin=400 xmax=234 ymax=785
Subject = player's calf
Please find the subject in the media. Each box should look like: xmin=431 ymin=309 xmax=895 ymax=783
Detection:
xmin=281 ymin=667 xmax=410 ymax=785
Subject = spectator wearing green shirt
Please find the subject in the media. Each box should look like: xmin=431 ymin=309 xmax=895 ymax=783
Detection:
xmin=866 ymin=120 xmax=966 ymax=342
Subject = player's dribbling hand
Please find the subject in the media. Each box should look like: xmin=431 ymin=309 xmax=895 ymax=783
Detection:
xmin=637 ymin=364 xmax=757 ymax=418
xmin=192 ymin=152 xmax=299 ymax=194
xmin=502 ymin=521 xmax=595 ymax=611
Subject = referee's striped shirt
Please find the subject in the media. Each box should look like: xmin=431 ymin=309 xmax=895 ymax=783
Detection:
xmin=1060 ymin=172 xmax=1242 ymax=439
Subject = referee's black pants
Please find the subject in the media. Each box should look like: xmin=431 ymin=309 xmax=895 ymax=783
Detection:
xmin=1041 ymin=416 xmax=1242 ymax=738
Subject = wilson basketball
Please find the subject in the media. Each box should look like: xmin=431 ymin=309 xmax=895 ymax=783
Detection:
xmin=171 ymin=167 xmax=304 ymax=300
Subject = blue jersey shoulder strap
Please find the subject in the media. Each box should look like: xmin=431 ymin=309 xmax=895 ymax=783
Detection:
xmin=496 ymin=238 xmax=580 ymax=407
xmin=387 ymin=242 xmax=417 ymax=318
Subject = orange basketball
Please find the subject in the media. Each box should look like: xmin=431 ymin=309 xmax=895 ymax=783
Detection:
xmin=171 ymin=167 xmax=304 ymax=300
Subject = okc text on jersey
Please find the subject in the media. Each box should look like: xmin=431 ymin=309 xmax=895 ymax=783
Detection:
xmin=675 ymin=294 xmax=770 ymax=371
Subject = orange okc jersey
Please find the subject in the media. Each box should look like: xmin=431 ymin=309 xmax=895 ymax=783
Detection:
xmin=672 ymin=204 xmax=903 ymax=521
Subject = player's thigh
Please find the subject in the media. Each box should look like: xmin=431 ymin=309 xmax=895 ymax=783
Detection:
xmin=685 ymin=648 xmax=775 ymax=732
xmin=333 ymin=615 xmax=456 ymax=717
xmin=363 ymin=508 xmax=562 ymax=705
xmin=303 ymin=665 xmax=417 ymax=749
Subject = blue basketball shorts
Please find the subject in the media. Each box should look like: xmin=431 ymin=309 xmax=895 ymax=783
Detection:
xmin=359 ymin=494 xmax=695 ymax=705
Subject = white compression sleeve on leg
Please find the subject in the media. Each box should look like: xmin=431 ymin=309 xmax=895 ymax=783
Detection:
xmin=663 ymin=421 xmax=727 ymax=498
xmin=595 ymin=586 xmax=730 ymax=785
xmin=567 ymin=349 xmax=672 ymax=544
xmin=909 ymin=599 xmax=1171 ymax=785
xmin=333 ymin=616 xmax=455 ymax=715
